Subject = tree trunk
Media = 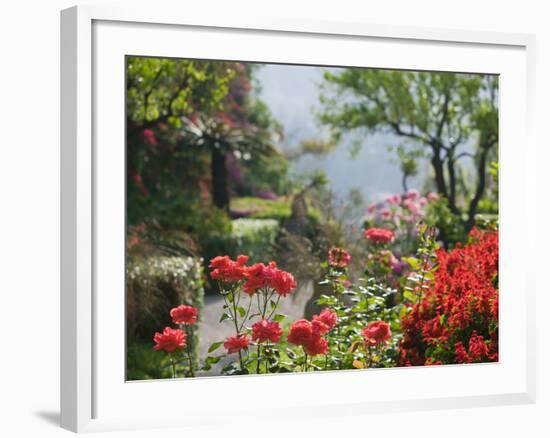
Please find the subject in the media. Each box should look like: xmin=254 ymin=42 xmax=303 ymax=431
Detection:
xmin=211 ymin=148 xmax=230 ymax=212
xmin=466 ymin=146 xmax=490 ymax=230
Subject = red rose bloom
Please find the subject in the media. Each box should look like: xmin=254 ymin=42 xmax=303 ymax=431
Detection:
xmin=153 ymin=327 xmax=186 ymax=353
xmin=224 ymin=334 xmax=250 ymax=354
xmin=362 ymin=321 xmax=392 ymax=346
xmin=328 ymin=247 xmax=352 ymax=268
xmin=243 ymin=261 xmax=297 ymax=297
xmin=312 ymin=308 xmax=338 ymax=333
xmin=364 ymin=228 xmax=395 ymax=244
xmin=251 ymin=319 xmax=283 ymax=343
xmin=209 ymin=255 xmax=249 ymax=282
xmin=304 ymin=335 xmax=329 ymax=356
xmin=287 ymin=319 xmax=313 ymax=346
xmin=170 ymin=304 xmax=198 ymax=325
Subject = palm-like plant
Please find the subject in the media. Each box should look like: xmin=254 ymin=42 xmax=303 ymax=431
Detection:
xmin=179 ymin=113 xmax=281 ymax=211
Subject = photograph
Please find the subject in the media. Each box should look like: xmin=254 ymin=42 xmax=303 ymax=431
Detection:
xmin=125 ymin=56 xmax=499 ymax=380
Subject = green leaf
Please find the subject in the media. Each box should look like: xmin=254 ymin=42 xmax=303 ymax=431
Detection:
xmin=208 ymin=341 xmax=224 ymax=353
xmin=219 ymin=312 xmax=232 ymax=323
xmin=237 ymin=306 xmax=246 ymax=318
xmin=273 ymin=314 xmax=286 ymax=322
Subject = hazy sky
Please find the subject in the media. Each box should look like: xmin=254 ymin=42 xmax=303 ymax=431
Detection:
xmin=256 ymin=63 xmax=424 ymax=203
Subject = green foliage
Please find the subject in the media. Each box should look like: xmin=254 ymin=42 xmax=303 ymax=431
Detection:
xmin=319 ymin=69 xmax=499 ymax=226
xmin=127 ymin=342 xmax=173 ymax=380
xmin=424 ymin=197 xmax=467 ymax=247
xmin=231 ymin=196 xmax=291 ymax=220
xmin=126 ymin=255 xmax=205 ymax=368
xmin=227 ymin=218 xmax=280 ymax=262
xmin=127 ymin=57 xmax=235 ymax=127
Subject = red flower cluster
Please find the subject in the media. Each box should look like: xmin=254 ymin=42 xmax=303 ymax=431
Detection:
xmin=209 ymin=256 xmax=297 ymax=297
xmin=364 ymin=227 xmax=395 ymax=244
xmin=224 ymin=334 xmax=250 ymax=354
xmin=287 ymin=308 xmax=337 ymax=356
xmin=153 ymin=327 xmax=186 ymax=353
xmin=362 ymin=321 xmax=392 ymax=346
xmin=328 ymin=247 xmax=352 ymax=268
xmin=209 ymin=255 xmax=250 ymax=282
xmin=399 ymin=228 xmax=499 ymax=366
xmin=153 ymin=305 xmax=198 ymax=353
xmin=243 ymin=261 xmax=297 ymax=297
xmin=170 ymin=305 xmax=198 ymax=325
xmin=312 ymin=308 xmax=338 ymax=334
xmin=252 ymin=319 xmax=283 ymax=343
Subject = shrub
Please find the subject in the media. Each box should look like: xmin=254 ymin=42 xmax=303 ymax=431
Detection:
xmin=126 ymin=255 xmax=205 ymax=369
xmin=227 ymin=218 xmax=279 ymax=262
xmin=399 ymin=227 xmax=498 ymax=366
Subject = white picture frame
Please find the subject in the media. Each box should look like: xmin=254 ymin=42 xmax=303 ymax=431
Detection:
xmin=60 ymin=4 xmax=537 ymax=433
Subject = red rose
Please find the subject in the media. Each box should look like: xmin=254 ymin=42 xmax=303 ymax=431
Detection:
xmin=224 ymin=334 xmax=250 ymax=354
xmin=209 ymin=255 xmax=249 ymax=282
xmin=328 ymin=247 xmax=352 ymax=268
xmin=363 ymin=228 xmax=395 ymax=244
xmin=287 ymin=319 xmax=313 ymax=346
xmin=362 ymin=321 xmax=392 ymax=346
xmin=312 ymin=308 xmax=338 ymax=333
xmin=304 ymin=335 xmax=328 ymax=356
xmin=153 ymin=327 xmax=186 ymax=353
xmin=251 ymin=319 xmax=283 ymax=343
xmin=243 ymin=261 xmax=297 ymax=297
xmin=170 ymin=304 xmax=198 ymax=325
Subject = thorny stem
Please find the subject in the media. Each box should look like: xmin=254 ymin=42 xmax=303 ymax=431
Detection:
xmin=170 ymin=354 xmax=177 ymax=378
xmin=265 ymin=295 xmax=282 ymax=320
xmin=229 ymin=290 xmax=245 ymax=371
xmin=256 ymin=344 xmax=262 ymax=374
xmin=185 ymin=325 xmax=195 ymax=377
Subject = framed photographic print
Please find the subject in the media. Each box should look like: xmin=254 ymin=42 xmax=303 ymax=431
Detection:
xmin=61 ymin=5 xmax=536 ymax=433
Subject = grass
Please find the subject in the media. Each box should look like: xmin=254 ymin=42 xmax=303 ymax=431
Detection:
xmin=231 ymin=196 xmax=292 ymax=220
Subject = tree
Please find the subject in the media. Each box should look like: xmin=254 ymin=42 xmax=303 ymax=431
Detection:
xmin=319 ymin=69 xmax=498 ymax=229
xmin=126 ymin=57 xmax=282 ymax=215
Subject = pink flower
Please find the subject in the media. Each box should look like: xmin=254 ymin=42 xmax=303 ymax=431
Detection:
xmin=170 ymin=305 xmax=198 ymax=325
xmin=364 ymin=228 xmax=395 ymax=244
xmin=427 ymin=192 xmax=440 ymax=202
xmin=142 ymin=129 xmax=158 ymax=145
xmin=405 ymin=189 xmax=420 ymax=200
xmin=252 ymin=320 xmax=283 ymax=343
xmin=153 ymin=327 xmax=186 ymax=353
xmin=367 ymin=202 xmax=378 ymax=214
xmin=362 ymin=321 xmax=392 ymax=346
xmin=403 ymin=199 xmax=420 ymax=215
xmin=224 ymin=334 xmax=250 ymax=354
xmin=379 ymin=208 xmax=392 ymax=220
xmin=386 ymin=194 xmax=402 ymax=205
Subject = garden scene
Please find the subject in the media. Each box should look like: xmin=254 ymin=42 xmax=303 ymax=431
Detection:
xmin=126 ymin=57 xmax=499 ymax=379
